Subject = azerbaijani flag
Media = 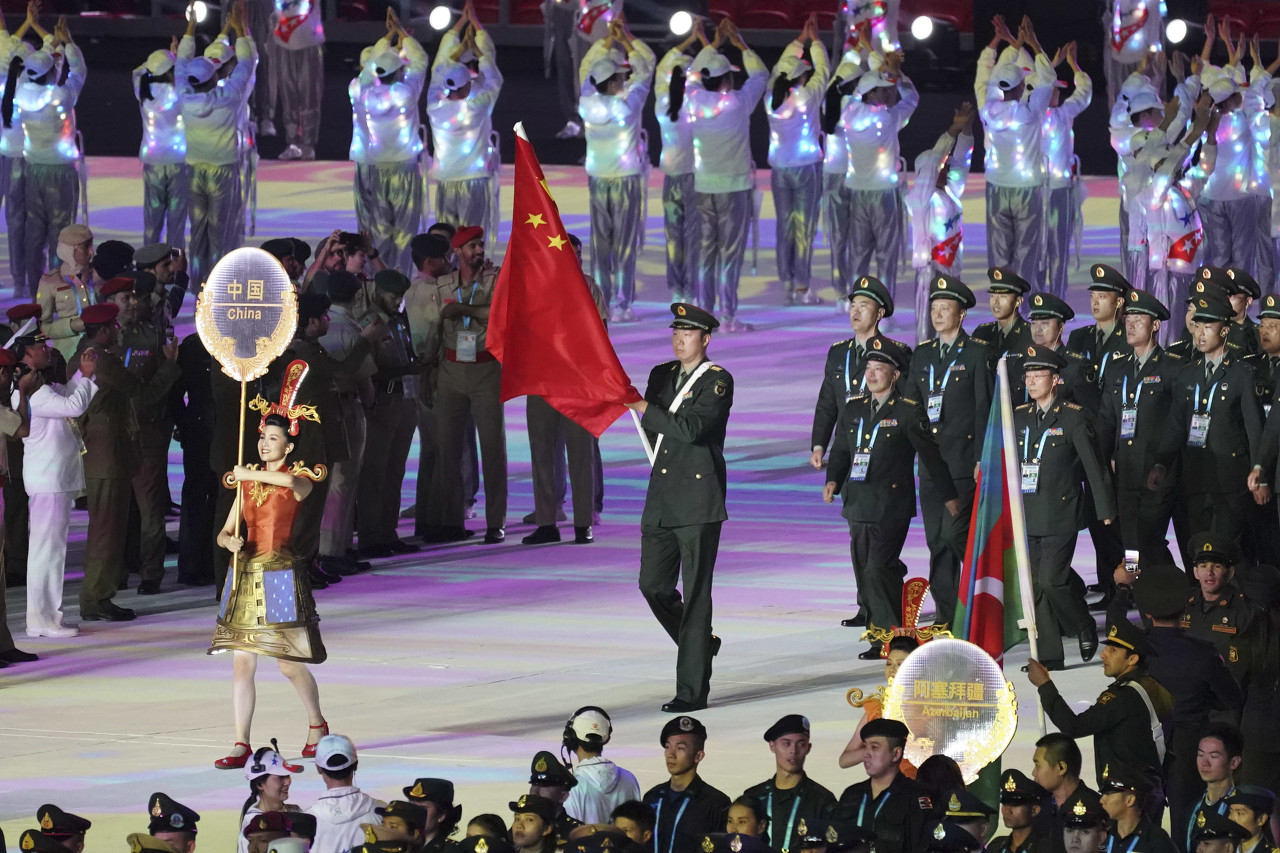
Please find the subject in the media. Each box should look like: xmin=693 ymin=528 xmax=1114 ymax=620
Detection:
xmin=953 ymin=356 xmax=1031 ymax=664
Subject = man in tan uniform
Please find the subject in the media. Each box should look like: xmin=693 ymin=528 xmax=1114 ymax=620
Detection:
xmin=428 ymin=224 xmax=506 ymax=544
xmin=523 ymin=233 xmax=607 ymax=546
xmin=404 ymin=232 xmax=448 ymax=537
xmin=36 ymin=224 xmax=97 ymax=363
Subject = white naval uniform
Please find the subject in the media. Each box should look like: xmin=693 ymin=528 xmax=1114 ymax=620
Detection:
xmin=1042 ymin=67 xmax=1093 ymax=298
xmin=267 ymin=0 xmax=325 ymax=154
xmin=16 ymin=41 xmax=85 ymax=298
xmin=427 ymin=28 xmax=503 ymax=232
xmin=579 ymin=37 xmax=654 ymax=312
xmin=349 ymin=35 xmax=429 ymax=273
xmin=841 ymin=66 xmax=918 ymax=300
xmin=907 ymin=130 xmax=974 ymax=343
xmin=655 ymin=47 xmax=696 ymax=299
xmin=766 ymin=38 xmax=829 ymax=297
xmin=133 ymin=61 xmax=191 ymax=249
xmin=178 ymin=34 xmax=256 ymax=288
xmin=17 ymin=375 xmax=96 ymax=633
xmin=685 ymin=45 xmax=768 ymax=320
xmin=976 ymin=45 xmax=1055 ymax=284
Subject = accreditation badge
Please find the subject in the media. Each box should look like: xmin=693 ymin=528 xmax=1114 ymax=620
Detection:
xmin=851 ymin=452 xmax=871 ymax=482
xmin=927 ymin=393 xmax=944 ymax=424
xmin=1020 ymin=462 xmax=1040 ymax=494
xmin=1120 ymin=407 xmax=1137 ymax=438
xmin=456 ymin=331 xmax=478 ymax=363
xmin=1188 ymin=413 xmax=1211 ymax=447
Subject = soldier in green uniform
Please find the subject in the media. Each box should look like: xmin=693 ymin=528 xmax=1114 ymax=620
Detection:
xmin=1098 ymin=289 xmax=1184 ymax=569
xmin=1013 ymin=345 xmax=1115 ymax=667
xmin=1220 ymin=267 xmax=1262 ymax=358
xmin=838 ymin=718 xmax=930 ymax=853
xmin=1249 ymin=296 xmax=1280 ymax=540
xmin=1025 ymin=293 xmax=1100 ymax=412
xmin=1179 ymin=535 xmax=1260 ymax=677
xmin=1029 ymin=622 xmax=1173 ymax=822
xmin=906 ymin=274 xmax=991 ymax=627
xmin=627 ymin=303 xmax=732 ymax=713
xmin=824 ymin=336 xmax=956 ymax=656
xmin=742 ymin=715 xmax=838 ymax=853
xmin=1224 ymin=787 xmax=1275 ymax=853
xmin=1098 ymin=764 xmax=1177 ymax=853
xmin=1066 ymin=265 xmax=1133 ymax=385
xmin=810 ymin=275 xmax=913 ymax=629
xmin=526 ymin=751 xmax=583 ymax=846
xmin=99 ymin=276 xmax=174 ymax=595
xmin=971 ymin=267 xmax=1033 ymax=396
xmin=988 ymin=770 xmax=1048 ymax=853
xmin=77 ymin=302 xmax=179 ymax=622
xmin=1154 ymin=289 xmax=1262 ymax=557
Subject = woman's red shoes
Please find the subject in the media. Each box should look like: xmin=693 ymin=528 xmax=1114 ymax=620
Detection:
xmin=215 ymin=742 xmax=252 ymax=769
xmin=301 ymin=721 xmax=328 ymax=759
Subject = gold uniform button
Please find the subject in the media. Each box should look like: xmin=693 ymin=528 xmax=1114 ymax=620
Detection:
xmin=931 ymin=427 xmax=938 ymax=434
xmin=696 ymin=474 xmax=702 ymax=479
xmin=661 ymin=468 xmax=667 ymax=474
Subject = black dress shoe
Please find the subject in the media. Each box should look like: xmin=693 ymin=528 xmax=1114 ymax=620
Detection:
xmin=857 ymin=644 xmax=883 ymax=660
xmin=389 ymin=539 xmax=421 ymax=555
xmin=841 ymin=611 xmax=868 ymax=628
xmin=662 ymin=698 xmax=707 ymax=713
xmin=311 ymin=560 xmax=343 ymax=583
xmin=710 ymin=635 xmax=721 ymax=657
xmin=358 ymin=543 xmax=395 ymax=559
xmin=82 ymin=602 xmax=136 ymax=622
xmin=483 ymin=528 xmax=505 ymax=544
xmin=0 ymin=648 xmax=38 ymax=663
xmin=522 ymin=526 xmax=561 ymax=545
xmin=574 ymin=526 xmax=594 ymax=544
xmin=1079 ymin=627 xmax=1099 ymax=662
xmin=307 ymin=569 xmax=330 ymax=590
xmin=136 ymin=579 xmax=162 ymax=595
xmin=421 ymin=526 xmax=475 ymax=544
xmin=320 ymin=556 xmax=359 ymax=577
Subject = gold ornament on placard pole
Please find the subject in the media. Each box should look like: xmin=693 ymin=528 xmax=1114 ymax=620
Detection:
xmin=196 ymin=247 xmax=297 ymax=590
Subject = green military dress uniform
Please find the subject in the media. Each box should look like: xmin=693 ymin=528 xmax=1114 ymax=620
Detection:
xmin=1013 ymin=349 xmax=1116 ymax=664
xmin=907 ymin=275 xmax=991 ymax=627
xmin=828 ymin=338 xmax=954 ymax=640
xmin=1180 ymin=582 xmax=1259 ymax=676
xmin=971 ymin=267 xmax=1034 ymax=398
xmin=638 ymin=304 xmax=733 ymax=710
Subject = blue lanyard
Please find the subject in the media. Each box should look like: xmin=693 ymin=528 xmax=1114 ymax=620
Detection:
xmin=457 ymin=281 xmax=478 ymax=329
xmin=1107 ymin=834 xmax=1141 ymax=853
xmin=857 ymin=412 xmax=884 ymax=453
xmin=766 ymin=792 xmax=802 ymax=853
xmin=857 ymin=791 xmax=892 ymax=826
xmin=124 ymin=348 xmax=133 ymax=367
xmin=652 ymin=796 xmax=690 ymax=853
xmin=1193 ymin=381 xmax=1220 ymax=415
xmin=1121 ymin=373 xmax=1145 ymax=407
xmin=928 ymin=345 xmax=961 ymax=395
xmin=1186 ymin=792 xmax=1235 ymax=849
xmin=1022 ymin=426 xmax=1051 ymax=463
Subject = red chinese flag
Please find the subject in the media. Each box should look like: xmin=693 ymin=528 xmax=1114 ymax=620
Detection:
xmin=487 ymin=124 xmax=642 ymax=437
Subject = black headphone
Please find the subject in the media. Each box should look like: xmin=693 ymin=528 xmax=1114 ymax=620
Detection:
xmin=562 ymin=706 xmax=611 ymax=753
xmin=249 ymin=739 xmax=283 ymax=778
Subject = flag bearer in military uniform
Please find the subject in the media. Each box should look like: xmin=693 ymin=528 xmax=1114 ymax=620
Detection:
xmin=971 ymin=267 xmax=1033 ymax=383
xmin=1013 ymin=346 xmax=1115 ymax=667
xmin=1224 ymin=787 xmax=1275 ymax=853
xmin=643 ymin=716 xmax=732 ymax=853
xmin=1180 ymin=535 xmax=1260 ymax=680
xmin=1154 ymin=290 xmax=1262 ymax=557
xmin=626 ymin=303 xmax=732 ymax=713
xmin=1097 ymin=764 xmax=1177 ymax=853
xmin=989 ymin=771 xmax=1048 ymax=853
xmin=1028 ymin=624 xmax=1174 ymax=823
xmin=906 ymin=274 xmax=991 ymax=627
xmin=742 ymin=715 xmax=838 ymax=853
xmin=838 ymin=718 xmax=930 ymax=853
xmin=824 ymin=336 xmax=957 ymax=658
xmin=1098 ymin=290 xmax=1184 ymax=570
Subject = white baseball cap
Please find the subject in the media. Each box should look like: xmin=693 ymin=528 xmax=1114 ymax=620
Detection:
xmin=700 ymin=52 xmax=739 ymax=78
xmin=991 ymin=61 xmax=1028 ymax=91
xmin=571 ymin=709 xmax=612 ymax=743
xmin=1126 ymin=88 xmax=1161 ymax=115
xmin=204 ymin=38 xmax=232 ymax=63
xmin=23 ymin=50 xmax=55 ymax=80
xmin=314 ymin=734 xmax=357 ymax=772
xmin=589 ymin=57 xmax=623 ymax=86
xmin=146 ymin=49 xmax=176 ymax=76
xmin=434 ymin=59 xmax=470 ymax=91
xmin=369 ymin=45 xmax=405 ymax=77
xmin=776 ymin=55 xmax=812 ymax=82
xmin=245 ymin=747 xmax=299 ymax=781
xmin=856 ymin=71 xmax=895 ymax=96
xmin=186 ymin=56 xmax=219 ymax=85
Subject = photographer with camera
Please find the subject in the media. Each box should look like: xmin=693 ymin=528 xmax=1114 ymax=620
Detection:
xmin=16 ymin=335 xmax=96 ymax=639
xmin=0 ymin=344 xmax=39 ymax=665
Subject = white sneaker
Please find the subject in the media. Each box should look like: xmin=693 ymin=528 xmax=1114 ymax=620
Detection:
xmin=27 ymin=625 xmax=79 ymax=639
xmin=278 ymin=144 xmax=303 ymax=161
xmin=798 ymin=288 xmax=823 ymax=305
xmin=609 ymin=306 xmax=625 ymax=323
xmin=555 ymin=121 xmax=583 ymax=139
xmin=620 ymin=307 xmax=637 ymax=322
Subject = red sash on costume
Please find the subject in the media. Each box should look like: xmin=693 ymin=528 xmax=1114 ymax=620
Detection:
xmin=1169 ymin=229 xmax=1203 ymax=264
xmin=932 ymin=232 xmax=962 ymax=267
xmin=1112 ymin=7 xmax=1148 ymax=52
xmin=274 ymin=14 xmax=307 ymax=43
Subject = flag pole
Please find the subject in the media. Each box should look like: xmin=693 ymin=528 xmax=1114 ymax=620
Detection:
xmin=998 ymin=356 xmax=1046 ymax=735
xmin=630 ymin=408 xmax=657 ymax=466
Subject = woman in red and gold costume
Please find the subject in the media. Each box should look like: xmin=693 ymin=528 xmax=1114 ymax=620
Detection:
xmin=209 ymin=399 xmax=329 ymax=770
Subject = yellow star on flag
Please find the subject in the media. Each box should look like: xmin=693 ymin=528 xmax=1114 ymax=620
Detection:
xmin=525 ymin=213 xmax=546 ymax=228
xmin=547 ymin=233 xmax=567 ymax=250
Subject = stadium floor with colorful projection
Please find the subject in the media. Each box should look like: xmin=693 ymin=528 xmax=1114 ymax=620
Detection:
xmin=0 ymin=157 xmax=1128 ymax=846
